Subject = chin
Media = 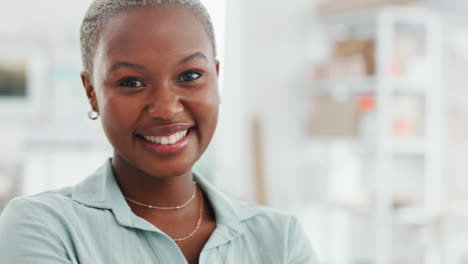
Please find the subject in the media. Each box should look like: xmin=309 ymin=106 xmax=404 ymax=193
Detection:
xmin=139 ymin=158 xmax=195 ymax=179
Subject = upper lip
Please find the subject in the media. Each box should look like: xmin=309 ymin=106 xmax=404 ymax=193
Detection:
xmin=136 ymin=123 xmax=194 ymax=137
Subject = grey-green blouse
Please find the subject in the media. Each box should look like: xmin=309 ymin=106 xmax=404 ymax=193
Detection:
xmin=0 ymin=159 xmax=318 ymax=263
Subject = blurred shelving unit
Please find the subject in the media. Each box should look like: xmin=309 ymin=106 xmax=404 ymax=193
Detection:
xmin=305 ymin=5 xmax=448 ymax=264
xmin=374 ymin=8 xmax=444 ymax=264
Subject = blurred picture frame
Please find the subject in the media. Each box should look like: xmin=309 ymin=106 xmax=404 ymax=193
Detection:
xmin=0 ymin=40 xmax=48 ymax=118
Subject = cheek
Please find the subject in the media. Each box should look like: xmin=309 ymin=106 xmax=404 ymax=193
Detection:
xmin=192 ymin=87 xmax=220 ymax=132
xmin=100 ymin=95 xmax=142 ymax=134
xmin=193 ymin=85 xmax=219 ymax=117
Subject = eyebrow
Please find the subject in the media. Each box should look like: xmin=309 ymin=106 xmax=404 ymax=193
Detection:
xmin=108 ymin=52 xmax=208 ymax=74
xmin=108 ymin=62 xmax=147 ymax=74
xmin=177 ymin=52 xmax=208 ymax=65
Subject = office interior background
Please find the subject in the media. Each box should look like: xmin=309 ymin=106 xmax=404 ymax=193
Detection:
xmin=2 ymin=0 xmax=468 ymax=263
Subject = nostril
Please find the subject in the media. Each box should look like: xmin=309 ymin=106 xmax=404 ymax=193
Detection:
xmin=147 ymin=104 xmax=157 ymax=113
xmin=145 ymin=102 xmax=184 ymax=121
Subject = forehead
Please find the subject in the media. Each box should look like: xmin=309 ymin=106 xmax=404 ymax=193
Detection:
xmin=94 ymin=6 xmax=213 ymax=68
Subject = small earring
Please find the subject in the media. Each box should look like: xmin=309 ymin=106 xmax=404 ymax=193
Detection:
xmin=88 ymin=109 xmax=100 ymax=120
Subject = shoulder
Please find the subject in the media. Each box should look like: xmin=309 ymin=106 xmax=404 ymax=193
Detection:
xmin=0 ymin=189 xmax=77 ymax=263
xmin=231 ymin=199 xmax=303 ymax=238
xmin=196 ymin=175 xmax=305 ymax=239
xmin=3 ymin=186 xmax=74 ymax=210
xmin=196 ymin=174 xmax=295 ymax=228
xmin=236 ymin=199 xmax=296 ymax=227
xmin=0 ymin=187 xmax=75 ymax=231
xmin=222 ymin=199 xmax=319 ymax=263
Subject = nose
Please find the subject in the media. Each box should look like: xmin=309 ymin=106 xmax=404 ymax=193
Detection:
xmin=146 ymin=84 xmax=184 ymax=120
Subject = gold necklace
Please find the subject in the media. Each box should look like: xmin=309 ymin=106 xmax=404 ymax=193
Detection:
xmin=124 ymin=182 xmax=197 ymax=210
xmin=173 ymin=188 xmax=204 ymax=242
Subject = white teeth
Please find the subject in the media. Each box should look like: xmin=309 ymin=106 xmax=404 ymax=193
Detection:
xmin=176 ymin=130 xmax=186 ymax=141
xmin=168 ymin=135 xmax=177 ymax=144
xmin=174 ymin=132 xmax=180 ymax=142
xmin=142 ymin=129 xmax=189 ymax=145
xmin=144 ymin=136 xmax=158 ymax=144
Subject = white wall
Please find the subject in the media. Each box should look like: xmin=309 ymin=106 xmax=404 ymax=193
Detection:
xmin=216 ymin=0 xmax=322 ymax=206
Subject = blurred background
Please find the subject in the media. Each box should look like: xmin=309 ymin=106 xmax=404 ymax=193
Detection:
xmin=2 ymin=0 xmax=468 ymax=263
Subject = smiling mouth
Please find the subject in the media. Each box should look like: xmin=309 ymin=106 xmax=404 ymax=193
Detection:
xmin=136 ymin=129 xmax=191 ymax=145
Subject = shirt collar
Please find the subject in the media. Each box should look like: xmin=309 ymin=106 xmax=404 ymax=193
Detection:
xmin=71 ymin=159 xmax=134 ymax=227
xmin=71 ymin=159 xmax=259 ymax=246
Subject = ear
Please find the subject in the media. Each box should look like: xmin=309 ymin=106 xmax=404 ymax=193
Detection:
xmin=215 ymin=59 xmax=220 ymax=77
xmin=81 ymin=72 xmax=99 ymax=112
xmin=213 ymin=60 xmax=221 ymax=104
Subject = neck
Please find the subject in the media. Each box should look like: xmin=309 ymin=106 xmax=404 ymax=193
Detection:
xmin=111 ymin=155 xmax=195 ymax=207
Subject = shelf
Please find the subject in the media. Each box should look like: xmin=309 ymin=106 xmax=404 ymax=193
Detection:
xmin=310 ymin=77 xmax=376 ymax=96
xmin=318 ymin=1 xmax=418 ymax=18
xmin=385 ymin=78 xmax=428 ymax=94
xmin=391 ymin=137 xmax=426 ymax=154
xmin=328 ymin=194 xmax=419 ymax=211
xmin=311 ymin=6 xmax=446 ymax=263
xmin=328 ymin=194 xmax=374 ymax=212
xmin=309 ymin=77 xmax=428 ymax=97
xmin=306 ymin=136 xmax=426 ymax=155
xmin=394 ymin=206 xmax=442 ymax=227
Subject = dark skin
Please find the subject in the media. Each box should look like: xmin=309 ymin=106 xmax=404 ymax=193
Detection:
xmin=81 ymin=6 xmax=219 ymax=264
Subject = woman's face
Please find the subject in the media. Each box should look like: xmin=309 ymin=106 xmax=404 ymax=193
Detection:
xmin=82 ymin=6 xmax=219 ymax=178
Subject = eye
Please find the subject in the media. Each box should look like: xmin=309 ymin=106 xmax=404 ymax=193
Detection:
xmin=177 ymin=71 xmax=202 ymax=83
xmin=119 ymin=78 xmax=146 ymax=88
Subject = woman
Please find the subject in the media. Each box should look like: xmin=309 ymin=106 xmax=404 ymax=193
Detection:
xmin=0 ymin=0 xmax=317 ymax=263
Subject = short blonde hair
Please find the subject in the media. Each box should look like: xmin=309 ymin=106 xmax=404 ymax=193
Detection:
xmin=80 ymin=0 xmax=216 ymax=75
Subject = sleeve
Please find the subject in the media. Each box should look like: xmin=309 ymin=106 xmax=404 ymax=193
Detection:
xmin=0 ymin=197 xmax=73 ymax=264
xmin=286 ymin=216 xmax=320 ymax=264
